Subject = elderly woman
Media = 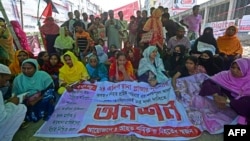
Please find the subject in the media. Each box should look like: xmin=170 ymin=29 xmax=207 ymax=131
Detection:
xmin=86 ymin=54 xmax=108 ymax=83
xmin=138 ymin=46 xmax=169 ymax=86
xmin=58 ymin=51 xmax=89 ymax=94
xmin=12 ymin=59 xmax=55 ymax=122
xmin=199 ymin=58 xmax=250 ymax=125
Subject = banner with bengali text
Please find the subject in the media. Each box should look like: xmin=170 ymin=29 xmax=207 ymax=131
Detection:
xmin=35 ymin=80 xmax=202 ymax=140
xmin=35 ymin=74 xmax=238 ymax=139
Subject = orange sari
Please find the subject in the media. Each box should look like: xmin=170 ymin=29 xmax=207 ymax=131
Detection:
xmin=109 ymin=61 xmax=136 ymax=81
xmin=217 ymin=26 xmax=243 ymax=56
xmin=143 ymin=8 xmax=163 ymax=49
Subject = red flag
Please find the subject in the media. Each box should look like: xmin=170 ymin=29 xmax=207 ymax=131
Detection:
xmin=41 ymin=2 xmax=53 ymax=17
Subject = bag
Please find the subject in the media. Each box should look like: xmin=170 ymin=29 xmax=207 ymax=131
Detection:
xmin=140 ymin=30 xmax=153 ymax=43
xmin=26 ymin=92 xmax=43 ymax=106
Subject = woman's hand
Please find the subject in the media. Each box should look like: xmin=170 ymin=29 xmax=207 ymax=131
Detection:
xmin=213 ymin=93 xmax=227 ymax=109
xmin=66 ymin=86 xmax=73 ymax=92
xmin=118 ymin=65 xmax=126 ymax=73
xmin=174 ymin=89 xmax=182 ymax=100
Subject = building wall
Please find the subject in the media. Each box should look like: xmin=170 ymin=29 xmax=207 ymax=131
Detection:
xmin=0 ymin=0 xmax=102 ymax=32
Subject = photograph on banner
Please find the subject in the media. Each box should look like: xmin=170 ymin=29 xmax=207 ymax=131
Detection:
xmin=27 ymin=35 xmax=41 ymax=57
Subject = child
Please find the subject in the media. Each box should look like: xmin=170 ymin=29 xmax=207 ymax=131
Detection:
xmin=109 ymin=52 xmax=136 ymax=82
xmin=74 ymin=21 xmax=93 ymax=61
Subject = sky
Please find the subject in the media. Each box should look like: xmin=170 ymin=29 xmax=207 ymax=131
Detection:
xmin=90 ymin=0 xmax=210 ymax=11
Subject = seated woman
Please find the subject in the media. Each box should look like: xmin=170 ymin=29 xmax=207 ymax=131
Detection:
xmin=41 ymin=53 xmax=63 ymax=90
xmin=126 ymin=48 xmax=141 ymax=75
xmin=12 ymin=59 xmax=55 ymax=122
xmin=198 ymin=50 xmax=223 ymax=76
xmin=199 ymin=58 xmax=250 ymax=125
xmin=217 ymin=26 xmax=243 ymax=70
xmin=138 ymin=46 xmax=169 ymax=87
xmin=172 ymin=56 xmax=206 ymax=93
xmin=86 ymin=54 xmax=108 ymax=83
xmin=87 ymin=45 xmax=108 ymax=64
xmin=164 ymin=44 xmax=186 ymax=77
xmin=107 ymin=44 xmax=118 ymax=58
xmin=109 ymin=52 xmax=136 ymax=82
xmin=191 ymin=27 xmax=219 ymax=56
xmin=54 ymin=26 xmax=75 ymax=56
xmin=37 ymin=51 xmax=49 ymax=68
xmin=9 ymin=50 xmax=29 ymax=77
xmin=58 ymin=51 xmax=89 ymax=94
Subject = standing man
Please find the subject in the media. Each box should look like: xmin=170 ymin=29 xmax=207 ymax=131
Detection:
xmin=82 ymin=12 xmax=89 ymax=30
xmin=180 ymin=5 xmax=202 ymax=40
xmin=118 ymin=11 xmax=128 ymax=45
xmin=69 ymin=10 xmax=84 ymax=39
xmin=105 ymin=10 xmax=121 ymax=49
xmin=0 ymin=64 xmax=27 ymax=141
xmin=61 ymin=12 xmax=74 ymax=37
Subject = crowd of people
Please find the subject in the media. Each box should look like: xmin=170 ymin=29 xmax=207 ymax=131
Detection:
xmin=0 ymin=4 xmax=250 ymax=141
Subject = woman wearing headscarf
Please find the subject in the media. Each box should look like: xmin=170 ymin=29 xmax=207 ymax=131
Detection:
xmin=109 ymin=52 xmax=136 ymax=82
xmin=86 ymin=54 xmax=108 ymax=83
xmin=138 ymin=46 xmax=169 ymax=87
xmin=54 ymin=26 xmax=75 ymax=55
xmin=198 ymin=50 xmax=222 ymax=76
xmin=191 ymin=27 xmax=219 ymax=56
xmin=12 ymin=59 xmax=55 ymax=122
xmin=9 ymin=50 xmax=29 ymax=76
xmin=199 ymin=58 xmax=250 ymax=125
xmin=217 ymin=25 xmax=243 ymax=70
xmin=41 ymin=53 xmax=63 ymax=90
xmin=39 ymin=17 xmax=60 ymax=54
xmin=143 ymin=8 xmax=164 ymax=50
xmin=164 ymin=45 xmax=186 ymax=77
xmin=92 ymin=45 xmax=108 ymax=64
xmin=58 ymin=51 xmax=89 ymax=94
xmin=0 ymin=18 xmax=15 ymax=65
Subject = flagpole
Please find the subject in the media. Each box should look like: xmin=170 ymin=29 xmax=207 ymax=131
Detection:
xmin=37 ymin=0 xmax=41 ymax=26
xmin=138 ymin=0 xmax=142 ymax=10
xmin=20 ymin=0 xmax=23 ymax=29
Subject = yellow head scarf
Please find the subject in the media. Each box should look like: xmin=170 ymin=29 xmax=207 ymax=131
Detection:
xmin=59 ymin=51 xmax=89 ymax=84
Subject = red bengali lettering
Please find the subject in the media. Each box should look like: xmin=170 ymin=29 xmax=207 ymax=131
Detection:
xmin=78 ymin=124 xmax=202 ymax=138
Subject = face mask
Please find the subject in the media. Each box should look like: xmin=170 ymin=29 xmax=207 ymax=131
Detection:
xmin=199 ymin=58 xmax=209 ymax=64
xmin=173 ymin=52 xmax=182 ymax=56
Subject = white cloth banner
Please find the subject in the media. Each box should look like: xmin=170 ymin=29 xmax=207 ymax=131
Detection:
xmin=35 ymin=81 xmax=202 ymax=140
